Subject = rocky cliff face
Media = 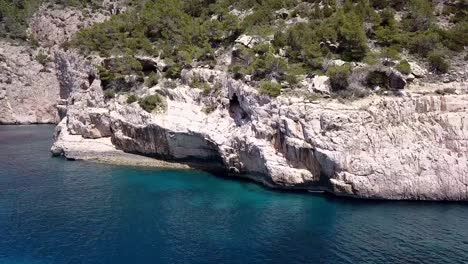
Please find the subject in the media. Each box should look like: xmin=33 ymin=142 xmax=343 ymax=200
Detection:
xmin=110 ymin=73 xmax=468 ymax=201
xmin=0 ymin=41 xmax=60 ymax=124
xmin=3 ymin=2 xmax=467 ymax=201
xmin=0 ymin=4 xmax=112 ymax=124
xmin=51 ymin=52 xmax=468 ymax=201
xmin=29 ymin=6 xmax=109 ymax=48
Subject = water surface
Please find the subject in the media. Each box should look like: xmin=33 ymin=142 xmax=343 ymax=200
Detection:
xmin=0 ymin=125 xmax=467 ymax=264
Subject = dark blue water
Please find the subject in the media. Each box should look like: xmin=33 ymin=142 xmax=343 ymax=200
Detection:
xmin=0 ymin=126 xmax=467 ymax=264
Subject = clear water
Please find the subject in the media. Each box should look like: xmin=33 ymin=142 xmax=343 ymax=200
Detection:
xmin=0 ymin=125 xmax=467 ymax=264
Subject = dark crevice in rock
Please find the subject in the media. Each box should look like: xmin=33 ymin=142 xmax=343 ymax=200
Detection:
xmin=123 ymin=148 xmax=228 ymax=175
xmin=229 ymin=93 xmax=249 ymax=125
xmin=111 ymin=121 xmax=228 ymax=174
xmin=88 ymin=73 xmax=95 ymax=86
xmin=273 ymin=126 xmax=322 ymax=184
xmin=137 ymin=59 xmax=158 ymax=75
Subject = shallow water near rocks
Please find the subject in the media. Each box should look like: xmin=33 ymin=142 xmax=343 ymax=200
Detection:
xmin=1 ymin=125 xmax=467 ymax=264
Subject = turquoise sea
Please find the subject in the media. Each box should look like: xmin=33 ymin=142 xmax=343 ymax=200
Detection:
xmin=0 ymin=125 xmax=467 ymax=264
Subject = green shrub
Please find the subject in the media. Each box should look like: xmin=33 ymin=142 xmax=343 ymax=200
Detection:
xmin=326 ymin=64 xmax=352 ymax=91
xmin=378 ymin=8 xmax=397 ymax=28
xmin=366 ymin=71 xmax=388 ymax=88
xmin=232 ymin=46 xmax=288 ymax=81
xmin=381 ymin=47 xmax=401 ymax=61
xmin=247 ymin=52 xmax=288 ymax=81
xmin=53 ymin=0 xmax=460 ymax=80
xmin=428 ymin=50 xmax=450 ymax=73
xmin=396 ymin=60 xmax=411 ymax=75
xmin=259 ymin=80 xmax=282 ymax=97
xmin=138 ymin=94 xmax=165 ymax=113
xmin=370 ymin=0 xmax=405 ymax=10
xmin=145 ymin=72 xmax=159 ymax=87
xmin=446 ymin=2 xmax=468 ymax=24
xmin=126 ymin=94 xmax=138 ymax=104
xmin=440 ymin=21 xmax=468 ymax=52
xmin=230 ymin=64 xmax=244 ymax=80
xmin=253 ymin=43 xmax=271 ymax=55
xmin=402 ymin=0 xmax=434 ymax=32
xmin=374 ymin=27 xmax=405 ymax=47
xmin=30 ymin=36 xmax=40 ymax=48
xmin=104 ymin=89 xmax=116 ymax=99
xmin=283 ymin=63 xmax=306 ymax=86
xmin=192 ymin=80 xmax=212 ymax=95
xmin=0 ymin=0 xmax=45 ymax=39
xmin=106 ymin=56 xmax=143 ymax=76
xmin=283 ymin=23 xmax=324 ymax=68
xmin=35 ymin=52 xmax=50 ymax=66
xmin=71 ymin=0 xmax=213 ymax=62
xmin=202 ymin=105 xmax=217 ymax=114
xmin=409 ymin=31 xmax=441 ymax=57
xmin=336 ymin=11 xmax=369 ymax=61
xmin=302 ymin=43 xmax=324 ymax=69
xmin=368 ymin=2 xmax=407 ymax=48
xmin=272 ymin=31 xmax=287 ymax=49
xmin=284 ymin=74 xmax=299 ymax=86
xmin=231 ymin=46 xmax=255 ymax=66
xmin=165 ymin=64 xmax=182 ymax=79
xmin=97 ymin=65 xmax=117 ymax=88
xmin=96 ymin=56 xmax=144 ymax=90
xmin=363 ymin=52 xmax=379 ymax=65
xmin=201 ymin=12 xmax=241 ymax=43
xmin=163 ymin=80 xmax=178 ymax=89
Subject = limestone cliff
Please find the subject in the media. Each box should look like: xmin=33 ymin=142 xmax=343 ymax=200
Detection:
xmin=0 ymin=4 xmax=111 ymax=124
xmin=50 ymin=50 xmax=468 ymax=201
xmin=2 ymin=2 xmax=467 ymax=201
xmin=0 ymin=41 xmax=60 ymax=124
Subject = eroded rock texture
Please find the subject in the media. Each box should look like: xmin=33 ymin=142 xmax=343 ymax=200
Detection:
xmin=5 ymin=2 xmax=464 ymax=201
xmin=0 ymin=41 xmax=60 ymax=124
xmin=52 ymin=59 xmax=468 ymax=201
xmin=0 ymin=4 xmax=112 ymax=124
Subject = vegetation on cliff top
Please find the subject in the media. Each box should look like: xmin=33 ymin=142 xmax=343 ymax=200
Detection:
xmin=70 ymin=1 xmax=466 ymax=59
xmin=67 ymin=0 xmax=466 ymax=96
xmin=0 ymin=0 xmax=103 ymax=39
xmin=3 ymin=0 xmax=465 ymax=96
xmin=139 ymin=94 xmax=166 ymax=113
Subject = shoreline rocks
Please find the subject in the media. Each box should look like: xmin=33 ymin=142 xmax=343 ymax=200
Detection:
xmin=2 ymin=2 xmax=467 ymax=202
xmin=51 ymin=51 xmax=468 ymax=201
xmin=51 ymin=118 xmax=192 ymax=169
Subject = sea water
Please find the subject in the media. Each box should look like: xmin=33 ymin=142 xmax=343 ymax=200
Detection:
xmin=0 ymin=125 xmax=467 ymax=264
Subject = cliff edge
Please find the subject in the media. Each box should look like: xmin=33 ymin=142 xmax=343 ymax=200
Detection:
xmin=50 ymin=50 xmax=468 ymax=201
xmin=1 ymin=1 xmax=467 ymax=201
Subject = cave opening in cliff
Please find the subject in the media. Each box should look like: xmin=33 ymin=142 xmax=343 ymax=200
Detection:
xmin=88 ymin=73 xmax=95 ymax=86
xmin=138 ymin=59 xmax=158 ymax=76
xmin=229 ymin=94 xmax=248 ymax=125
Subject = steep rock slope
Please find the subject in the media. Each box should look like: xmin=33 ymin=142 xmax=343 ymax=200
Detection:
xmin=0 ymin=41 xmax=59 ymax=124
xmin=0 ymin=4 xmax=111 ymax=124
xmin=51 ymin=52 xmax=468 ymax=201
xmin=2 ymin=1 xmax=467 ymax=201
xmin=110 ymin=74 xmax=468 ymax=201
